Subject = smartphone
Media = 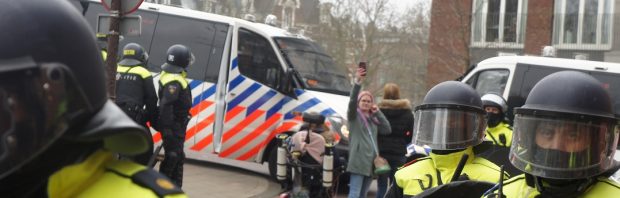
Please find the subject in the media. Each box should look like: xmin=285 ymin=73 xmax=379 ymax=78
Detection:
xmin=358 ymin=61 xmax=367 ymax=76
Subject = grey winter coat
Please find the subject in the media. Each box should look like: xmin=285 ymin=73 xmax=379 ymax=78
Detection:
xmin=346 ymin=84 xmax=391 ymax=176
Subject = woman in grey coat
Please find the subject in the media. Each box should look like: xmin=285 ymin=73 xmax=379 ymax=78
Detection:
xmin=347 ymin=67 xmax=391 ymax=198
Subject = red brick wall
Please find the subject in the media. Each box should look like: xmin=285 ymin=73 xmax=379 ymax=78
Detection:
xmin=426 ymin=0 xmax=473 ymax=90
xmin=523 ymin=0 xmax=554 ymax=55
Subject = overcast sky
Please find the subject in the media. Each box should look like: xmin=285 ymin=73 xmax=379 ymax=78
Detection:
xmin=390 ymin=0 xmax=430 ymax=15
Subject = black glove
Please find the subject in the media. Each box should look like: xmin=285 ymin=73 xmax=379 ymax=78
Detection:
xmin=455 ymin=174 xmax=470 ymax=181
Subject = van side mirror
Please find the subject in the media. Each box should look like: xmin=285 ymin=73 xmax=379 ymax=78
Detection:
xmin=281 ymin=68 xmax=295 ymax=94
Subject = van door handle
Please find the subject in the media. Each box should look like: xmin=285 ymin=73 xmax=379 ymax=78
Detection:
xmin=230 ymin=92 xmax=236 ymax=97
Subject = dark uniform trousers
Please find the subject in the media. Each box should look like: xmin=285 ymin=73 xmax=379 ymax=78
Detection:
xmin=158 ymin=71 xmax=191 ymax=187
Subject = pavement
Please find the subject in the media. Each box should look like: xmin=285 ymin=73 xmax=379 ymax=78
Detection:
xmin=177 ymin=159 xmax=378 ymax=198
xmin=180 ymin=160 xmax=281 ymax=198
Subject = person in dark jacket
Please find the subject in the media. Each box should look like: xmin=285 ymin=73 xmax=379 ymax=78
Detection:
xmin=158 ymin=44 xmax=194 ymax=187
xmin=376 ymin=83 xmax=414 ymax=198
xmin=115 ymin=43 xmax=158 ymax=165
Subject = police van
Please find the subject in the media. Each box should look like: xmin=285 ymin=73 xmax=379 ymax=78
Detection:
xmin=461 ymin=55 xmax=620 ymax=123
xmin=74 ymin=1 xmax=351 ymax=179
xmin=460 ymin=56 xmax=620 ymax=161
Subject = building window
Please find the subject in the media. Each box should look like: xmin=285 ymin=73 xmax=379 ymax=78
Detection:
xmin=472 ymin=0 xmax=528 ymax=48
xmin=553 ymin=0 xmax=614 ymax=50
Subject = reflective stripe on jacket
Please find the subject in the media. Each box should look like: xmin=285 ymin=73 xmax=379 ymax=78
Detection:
xmin=159 ymin=71 xmax=188 ymax=89
xmin=394 ymin=147 xmax=507 ymax=196
xmin=117 ymin=65 xmax=152 ymax=79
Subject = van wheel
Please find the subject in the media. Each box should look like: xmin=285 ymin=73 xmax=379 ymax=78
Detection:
xmin=268 ymin=146 xmax=278 ymax=181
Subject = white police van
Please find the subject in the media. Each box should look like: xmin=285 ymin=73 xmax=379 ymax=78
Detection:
xmin=460 ymin=55 xmax=620 ymax=162
xmin=73 ymin=0 xmax=351 ymax=179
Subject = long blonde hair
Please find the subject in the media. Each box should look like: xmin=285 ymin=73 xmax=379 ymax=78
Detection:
xmin=383 ymin=83 xmax=400 ymax=100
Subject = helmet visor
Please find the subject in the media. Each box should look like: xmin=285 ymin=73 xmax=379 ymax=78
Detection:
xmin=510 ymin=114 xmax=618 ymax=179
xmin=0 ymin=58 xmax=92 ymax=179
xmin=412 ymin=108 xmax=486 ymax=150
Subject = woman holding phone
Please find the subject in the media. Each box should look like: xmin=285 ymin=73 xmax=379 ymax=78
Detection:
xmin=346 ymin=64 xmax=392 ymax=198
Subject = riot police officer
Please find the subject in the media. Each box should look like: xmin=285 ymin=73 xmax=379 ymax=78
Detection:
xmin=0 ymin=0 xmax=186 ymax=197
xmin=393 ymin=81 xmax=507 ymax=197
xmin=116 ymin=43 xmax=158 ymax=165
xmin=96 ymin=33 xmax=108 ymax=62
xmin=481 ymin=93 xmax=512 ymax=147
xmin=479 ymin=93 xmax=521 ymax=176
xmin=158 ymin=44 xmax=194 ymax=187
xmin=485 ymin=71 xmax=620 ymax=198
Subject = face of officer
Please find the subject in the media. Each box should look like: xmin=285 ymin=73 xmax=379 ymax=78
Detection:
xmin=484 ymin=106 xmax=503 ymax=127
xmin=522 ymin=116 xmax=607 ymax=171
xmin=535 ymin=122 xmax=591 ymax=153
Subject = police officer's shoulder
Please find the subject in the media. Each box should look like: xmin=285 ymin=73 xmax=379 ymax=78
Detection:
xmin=106 ymin=160 xmax=184 ymax=197
xmin=162 ymin=82 xmax=183 ymax=96
xmin=118 ymin=65 xmax=152 ymax=79
xmin=589 ymin=176 xmax=620 ymax=192
xmin=471 ymin=156 xmax=504 ymax=173
xmin=132 ymin=168 xmax=185 ymax=197
xmin=132 ymin=66 xmax=153 ymax=79
xmin=160 ymin=75 xmax=188 ymax=89
xmin=400 ymin=156 xmax=432 ymax=169
xmin=502 ymin=174 xmax=526 ymax=186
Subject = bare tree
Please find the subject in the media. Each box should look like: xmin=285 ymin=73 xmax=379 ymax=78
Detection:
xmin=313 ymin=0 xmax=430 ymax=104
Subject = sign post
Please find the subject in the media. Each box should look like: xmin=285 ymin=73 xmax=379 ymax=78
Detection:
xmin=100 ymin=0 xmax=143 ymax=100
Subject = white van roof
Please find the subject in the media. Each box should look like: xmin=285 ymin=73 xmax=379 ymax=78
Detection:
xmin=477 ymin=56 xmax=620 ymax=74
xmin=95 ymin=0 xmax=309 ymax=40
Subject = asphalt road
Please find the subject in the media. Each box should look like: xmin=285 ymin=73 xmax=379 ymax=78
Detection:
xmin=177 ymin=157 xmax=378 ymax=198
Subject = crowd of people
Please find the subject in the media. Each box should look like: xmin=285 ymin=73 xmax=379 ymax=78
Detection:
xmin=2 ymin=0 xmax=620 ymax=198
xmin=342 ymin=61 xmax=620 ymax=198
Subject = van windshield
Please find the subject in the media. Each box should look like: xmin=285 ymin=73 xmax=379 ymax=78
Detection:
xmin=275 ymin=37 xmax=351 ymax=95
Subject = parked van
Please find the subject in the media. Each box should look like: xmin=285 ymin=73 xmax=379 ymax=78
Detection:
xmin=461 ymin=55 xmax=620 ymax=162
xmin=461 ymin=55 xmax=620 ymax=123
xmin=73 ymin=1 xmax=351 ymax=179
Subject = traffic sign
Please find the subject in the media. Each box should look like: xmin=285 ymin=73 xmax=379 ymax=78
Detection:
xmin=101 ymin=0 xmax=144 ymax=15
xmin=97 ymin=15 xmax=142 ymax=36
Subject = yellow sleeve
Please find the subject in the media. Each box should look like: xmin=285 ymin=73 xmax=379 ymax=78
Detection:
xmin=395 ymin=164 xmax=433 ymax=196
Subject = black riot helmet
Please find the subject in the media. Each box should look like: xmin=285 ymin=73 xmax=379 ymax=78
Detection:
xmin=510 ymin=71 xmax=619 ymax=179
xmin=96 ymin=33 xmax=108 ymax=50
xmin=118 ymin=43 xmax=149 ymax=66
xmin=481 ymin=93 xmax=508 ymax=127
xmin=0 ymin=0 xmax=148 ymax=185
xmin=161 ymin=44 xmax=194 ymax=73
xmin=412 ymin=81 xmax=486 ymax=150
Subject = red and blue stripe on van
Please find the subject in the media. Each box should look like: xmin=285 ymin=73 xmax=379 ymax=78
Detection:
xmin=152 ymin=58 xmax=338 ymax=162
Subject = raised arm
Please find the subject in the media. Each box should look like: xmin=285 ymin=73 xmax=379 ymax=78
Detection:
xmin=347 ymin=68 xmax=366 ymax=120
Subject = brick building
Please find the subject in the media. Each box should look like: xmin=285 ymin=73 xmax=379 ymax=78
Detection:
xmin=427 ymin=0 xmax=620 ymax=89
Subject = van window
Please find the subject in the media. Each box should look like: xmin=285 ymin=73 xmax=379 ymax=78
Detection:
xmin=82 ymin=2 xmax=158 ymax=66
xmin=507 ymin=64 xmax=571 ymax=121
xmin=237 ymin=28 xmax=284 ymax=90
xmin=469 ymin=69 xmax=509 ymax=96
xmin=274 ymin=37 xmax=351 ymax=95
xmin=589 ymin=72 xmax=620 ymax=115
xmin=516 ymin=65 xmax=558 ymax=100
xmin=150 ymin=14 xmax=229 ymax=82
